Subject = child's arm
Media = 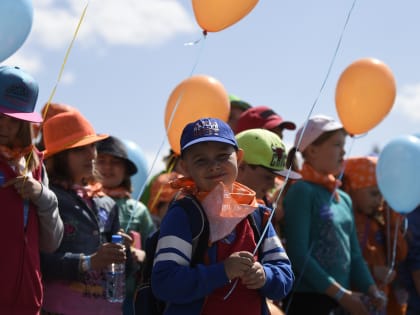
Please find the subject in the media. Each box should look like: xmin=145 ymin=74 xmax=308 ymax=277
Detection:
xmin=3 ymin=174 xmax=64 ymax=253
xmin=152 ymin=204 xmax=241 ymax=304
xmin=257 ymin=220 xmax=294 ymax=300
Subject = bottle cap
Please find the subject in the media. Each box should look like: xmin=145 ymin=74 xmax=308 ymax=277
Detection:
xmin=111 ymin=234 xmax=123 ymax=244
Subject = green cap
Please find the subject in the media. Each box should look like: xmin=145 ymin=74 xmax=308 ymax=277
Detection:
xmin=229 ymin=94 xmax=252 ymax=111
xmin=236 ymin=128 xmax=301 ymax=179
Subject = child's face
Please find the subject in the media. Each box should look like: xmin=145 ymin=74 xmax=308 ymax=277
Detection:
xmin=307 ymin=130 xmax=346 ymax=175
xmin=350 ymin=186 xmax=383 ymax=216
xmin=96 ymin=153 xmax=126 ymax=189
xmin=0 ymin=113 xmax=21 ymax=147
xmin=67 ymin=143 xmax=97 ymax=185
xmin=180 ymin=141 xmax=241 ymax=192
xmin=237 ymin=163 xmax=276 ymax=199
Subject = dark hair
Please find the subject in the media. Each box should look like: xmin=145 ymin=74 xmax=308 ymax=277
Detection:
xmin=286 ymin=147 xmax=299 ymax=171
xmin=46 ymin=148 xmax=100 ymax=188
xmin=16 ymin=119 xmax=40 ymax=171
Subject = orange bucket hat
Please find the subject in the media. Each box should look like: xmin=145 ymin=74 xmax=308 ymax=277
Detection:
xmin=343 ymin=156 xmax=378 ymax=191
xmin=42 ymin=110 xmax=108 ymax=158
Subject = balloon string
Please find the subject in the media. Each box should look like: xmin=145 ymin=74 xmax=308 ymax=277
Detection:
xmin=294 ymin=0 xmax=357 ymax=154
xmin=131 ymin=31 xmax=207 ymax=208
xmin=23 ymin=2 xmax=88 ymax=176
xmin=225 ymin=2 xmax=359 ymax=301
xmin=384 ymin=214 xmax=400 ymax=284
xmin=43 ymin=1 xmax=89 ymax=119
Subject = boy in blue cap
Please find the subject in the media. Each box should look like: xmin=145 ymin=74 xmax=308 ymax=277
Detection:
xmin=151 ymin=117 xmax=293 ymax=315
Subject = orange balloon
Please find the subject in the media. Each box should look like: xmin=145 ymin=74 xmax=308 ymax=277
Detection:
xmin=335 ymin=58 xmax=396 ymax=135
xmin=192 ymin=0 xmax=259 ymax=32
xmin=165 ymin=75 xmax=230 ymax=154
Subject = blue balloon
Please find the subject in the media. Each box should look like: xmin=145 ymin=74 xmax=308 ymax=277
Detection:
xmin=122 ymin=139 xmax=149 ymax=200
xmin=0 ymin=0 xmax=33 ymax=62
xmin=376 ymin=135 xmax=420 ymax=214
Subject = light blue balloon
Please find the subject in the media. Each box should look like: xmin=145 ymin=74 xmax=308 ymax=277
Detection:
xmin=122 ymin=139 xmax=149 ymax=201
xmin=376 ymin=135 xmax=420 ymax=214
xmin=0 ymin=0 xmax=33 ymax=62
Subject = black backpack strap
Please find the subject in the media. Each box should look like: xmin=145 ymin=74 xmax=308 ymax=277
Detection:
xmin=170 ymin=195 xmax=209 ymax=266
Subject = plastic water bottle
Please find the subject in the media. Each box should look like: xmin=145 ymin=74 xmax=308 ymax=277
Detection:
xmin=106 ymin=234 xmax=125 ymax=303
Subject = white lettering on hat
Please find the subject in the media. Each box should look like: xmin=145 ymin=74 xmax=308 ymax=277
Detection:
xmin=194 ymin=119 xmax=220 ymax=138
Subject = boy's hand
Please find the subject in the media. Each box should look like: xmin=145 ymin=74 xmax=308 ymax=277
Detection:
xmin=224 ymin=251 xmax=254 ymax=280
xmin=241 ymin=261 xmax=266 ymax=289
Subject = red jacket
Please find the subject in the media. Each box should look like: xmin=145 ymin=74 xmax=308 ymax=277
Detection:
xmin=0 ymin=159 xmax=42 ymax=315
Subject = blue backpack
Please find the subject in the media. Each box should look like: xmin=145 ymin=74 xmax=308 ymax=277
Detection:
xmin=133 ymin=195 xmax=270 ymax=315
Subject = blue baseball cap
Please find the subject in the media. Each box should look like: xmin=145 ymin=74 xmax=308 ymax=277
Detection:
xmin=0 ymin=66 xmax=41 ymax=123
xmin=180 ymin=118 xmax=238 ymax=153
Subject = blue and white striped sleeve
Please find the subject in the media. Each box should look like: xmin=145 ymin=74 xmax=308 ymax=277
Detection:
xmin=259 ymin=221 xmax=294 ymax=300
xmin=151 ymin=204 xmax=229 ymax=304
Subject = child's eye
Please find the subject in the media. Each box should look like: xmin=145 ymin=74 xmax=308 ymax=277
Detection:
xmin=217 ymin=154 xmax=230 ymax=162
xmin=194 ymin=158 xmax=207 ymax=166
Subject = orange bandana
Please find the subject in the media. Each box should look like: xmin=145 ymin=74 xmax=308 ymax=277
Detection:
xmin=300 ymin=162 xmax=341 ymax=201
xmin=0 ymin=144 xmax=34 ymax=173
xmin=72 ymin=182 xmax=106 ymax=199
xmin=170 ymin=177 xmax=259 ymax=243
xmin=343 ymin=156 xmax=377 ymax=191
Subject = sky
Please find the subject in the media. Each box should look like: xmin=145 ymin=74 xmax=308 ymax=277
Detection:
xmin=4 ymin=0 xmax=420 ymax=177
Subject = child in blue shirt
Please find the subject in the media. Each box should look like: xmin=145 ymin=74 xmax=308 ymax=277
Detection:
xmin=151 ymin=118 xmax=293 ymax=315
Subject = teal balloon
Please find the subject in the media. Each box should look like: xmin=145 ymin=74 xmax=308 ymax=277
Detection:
xmin=122 ymin=139 xmax=149 ymax=200
xmin=376 ymin=135 xmax=420 ymax=214
xmin=0 ymin=0 xmax=33 ymax=62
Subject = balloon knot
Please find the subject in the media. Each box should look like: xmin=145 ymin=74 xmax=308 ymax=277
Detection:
xmin=202 ymin=30 xmax=208 ymax=37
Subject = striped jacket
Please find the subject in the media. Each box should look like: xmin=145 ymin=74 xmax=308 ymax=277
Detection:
xmin=151 ymin=202 xmax=294 ymax=315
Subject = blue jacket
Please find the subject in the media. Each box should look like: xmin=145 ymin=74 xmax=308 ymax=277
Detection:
xmin=151 ymin=203 xmax=294 ymax=315
xmin=41 ymin=186 xmax=120 ymax=281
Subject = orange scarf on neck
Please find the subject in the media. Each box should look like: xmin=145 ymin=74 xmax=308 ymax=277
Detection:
xmin=0 ymin=144 xmax=34 ymax=174
xmin=300 ymin=162 xmax=341 ymax=201
xmin=170 ymin=177 xmax=259 ymax=243
xmin=72 ymin=182 xmax=106 ymax=199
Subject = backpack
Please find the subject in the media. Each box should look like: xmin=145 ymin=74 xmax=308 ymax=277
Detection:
xmin=133 ymin=195 xmax=270 ymax=315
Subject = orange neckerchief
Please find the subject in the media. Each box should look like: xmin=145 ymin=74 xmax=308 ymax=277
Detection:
xmin=170 ymin=177 xmax=259 ymax=243
xmin=102 ymin=187 xmax=131 ymax=199
xmin=300 ymin=162 xmax=341 ymax=201
xmin=0 ymin=144 xmax=34 ymax=174
xmin=170 ymin=177 xmax=258 ymax=206
xmin=72 ymin=182 xmax=106 ymax=199
xmin=0 ymin=144 xmax=33 ymax=161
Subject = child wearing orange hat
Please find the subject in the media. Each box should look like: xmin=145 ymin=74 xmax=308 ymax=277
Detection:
xmin=343 ymin=156 xmax=408 ymax=315
xmin=40 ymin=110 xmax=128 ymax=314
xmin=0 ymin=65 xmax=64 ymax=315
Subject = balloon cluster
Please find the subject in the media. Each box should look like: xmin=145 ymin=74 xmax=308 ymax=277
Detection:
xmin=0 ymin=0 xmax=33 ymax=62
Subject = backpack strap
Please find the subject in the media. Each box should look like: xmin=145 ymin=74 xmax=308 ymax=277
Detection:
xmin=170 ymin=195 xmax=209 ymax=266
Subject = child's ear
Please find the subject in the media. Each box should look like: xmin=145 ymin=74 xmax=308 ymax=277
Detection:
xmin=305 ymin=144 xmax=318 ymax=161
xmin=236 ymin=148 xmax=244 ymax=163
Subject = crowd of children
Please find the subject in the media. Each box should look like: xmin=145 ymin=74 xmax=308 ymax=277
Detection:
xmin=1 ymin=65 xmax=419 ymax=315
